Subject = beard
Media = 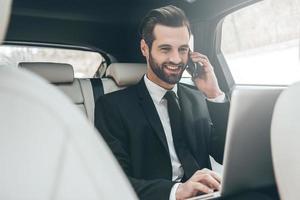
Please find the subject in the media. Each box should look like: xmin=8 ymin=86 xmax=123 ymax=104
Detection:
xmin=148 ymin=52 xmax=187 ymax=85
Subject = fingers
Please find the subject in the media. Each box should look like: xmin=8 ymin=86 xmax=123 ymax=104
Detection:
xmin=190 ymin=169 xmax=221 ymax=191
xmin=210 ymin=171 xmax=222 ymax=183
xmin=191 ymin=181 xmax=214 ymax=194
xmin=189 ymin=51 xmax=213 ymax=72
xmin=198 ymin=168 xmax=222 ymax=183
xmin=203 ymin=174 xmax=220 ymax=190
xmin=176 ymin=180 xmax=214 ymax=199
xmin=192 ymin=173 xmax=220 ymax=191
xmin=176 ymin=169 xmax=221 ymax=199
xmin=189 ymin=52 xmax=209 ymax=63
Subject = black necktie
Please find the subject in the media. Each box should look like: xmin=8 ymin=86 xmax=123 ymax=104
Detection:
xmin=164 ymin=91 xmax=199 ymax=180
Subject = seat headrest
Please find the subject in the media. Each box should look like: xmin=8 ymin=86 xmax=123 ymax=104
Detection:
xmin=106 ymin=63 xmax=147 ymax=86
xmin=0 ymin=0 xmax=12 ymax=43
xmin=19 ymin=62 xmax=74 ymax=83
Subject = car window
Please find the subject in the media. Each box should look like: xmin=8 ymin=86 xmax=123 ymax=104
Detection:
xmin=0 ymin=45 xmax=105 ymax=78
xmin=221 ymin=0 xmax=300 ymax=85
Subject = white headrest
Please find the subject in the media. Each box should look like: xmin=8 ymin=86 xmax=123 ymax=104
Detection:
xmin=19 ymin=62 xmax=74 ymax=83
xmin=271 ymin=81 xmax=300 ymax=199
xmin=0 ymin=0 xmax=12 ymax=43
xmin=106 ymin=63 xmax=147 ymax=86
xmin=0 ymin=67 xmax=137 ymax=199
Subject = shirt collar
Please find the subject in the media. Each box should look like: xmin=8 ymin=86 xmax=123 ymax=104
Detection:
xmin=144 ymin=75 xmax=178 ymax=103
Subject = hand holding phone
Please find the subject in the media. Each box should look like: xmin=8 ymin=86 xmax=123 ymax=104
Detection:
xmin=186 ymin=51 xmax=223 ymax=98
xmin=186 ymin=50 xmax=203 ymax=80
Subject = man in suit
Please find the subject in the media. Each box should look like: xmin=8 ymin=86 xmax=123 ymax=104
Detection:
xmin=95 ymin=5 xmax=229 ymax=200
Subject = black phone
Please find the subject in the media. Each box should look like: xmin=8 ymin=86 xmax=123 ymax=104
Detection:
xmin=186 ymin=51 xmax=202 ymax=79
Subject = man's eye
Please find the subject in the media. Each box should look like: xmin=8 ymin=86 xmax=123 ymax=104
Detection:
xmin=179 ymin=48 xmax=189 ymax=53
xmin=161 ymin=48 xmax=170 ymax=52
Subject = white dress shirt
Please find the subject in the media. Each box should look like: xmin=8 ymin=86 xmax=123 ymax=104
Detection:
xmin=144 ymin=75 xmax=184 ymax=182
xmin=143 ymin=75 xmax=226 ymax=200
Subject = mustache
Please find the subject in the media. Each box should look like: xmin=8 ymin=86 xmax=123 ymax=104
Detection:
xmin=162 ymin=62 xmax=186 ymax=69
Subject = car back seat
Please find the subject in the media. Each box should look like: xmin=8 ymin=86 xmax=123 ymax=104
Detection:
xmin=19 ymin=62 xmax=96 ymax=122
xmin=19 ymin=62 xmax=147 ymax=123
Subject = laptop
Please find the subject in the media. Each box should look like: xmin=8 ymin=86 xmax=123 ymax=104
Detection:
xmin=188 ymin=86 xmax=283 ymax=200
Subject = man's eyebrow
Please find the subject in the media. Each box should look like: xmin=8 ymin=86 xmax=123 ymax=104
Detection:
xmin=157 ymin=44 xmax=190 ymax=48
xmin=158 ymin=44 xmax=171 ymax=48
xmin=179 ymin=44 xmax=189 ymax=48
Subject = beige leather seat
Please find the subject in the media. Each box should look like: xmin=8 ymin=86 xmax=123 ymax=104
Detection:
xmin=19 ymin=62 xmax=96 ymax=123
xmin=19 ymin=62 xmax=148 ymax=123
xmin=271 ymin=82 xmax=300 ymax=200
xmin=102 ymin=62 xmax=147 ymax=94
xmin=0 ymin=2 xmax=137 ymax=199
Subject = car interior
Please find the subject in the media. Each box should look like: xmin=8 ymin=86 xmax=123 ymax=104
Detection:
xmin=1 ymin=0 xmax=299 ymax=199
xmin=0 ymin=1 xmax=137 ymax=199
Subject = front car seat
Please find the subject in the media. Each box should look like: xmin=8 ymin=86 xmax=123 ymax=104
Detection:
xmin=0 ymin=0 xmax=137 ymax=199
xmin=271 ymin=81 xmax=300 ymax=200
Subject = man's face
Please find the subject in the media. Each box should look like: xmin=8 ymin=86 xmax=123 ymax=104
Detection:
xmin=143 ymin=24 xmax=190 ymax=89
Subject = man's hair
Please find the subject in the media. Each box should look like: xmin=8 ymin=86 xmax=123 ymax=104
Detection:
xmin=139 ymin=5 xmax=191 ymax=48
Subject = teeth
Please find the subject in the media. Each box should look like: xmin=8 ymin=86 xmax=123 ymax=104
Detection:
xmin=166 ymin=65 xmax=179 ymax=70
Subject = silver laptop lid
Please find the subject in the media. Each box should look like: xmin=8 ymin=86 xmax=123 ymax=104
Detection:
xmin=221 ymin=86 xmax=283 ymax=196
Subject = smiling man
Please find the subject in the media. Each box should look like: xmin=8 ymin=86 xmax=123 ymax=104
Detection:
xmin=95 ymin=5 xmax=229 ymax=200
xmin=146 ymin=25 xmax=188 ymax=88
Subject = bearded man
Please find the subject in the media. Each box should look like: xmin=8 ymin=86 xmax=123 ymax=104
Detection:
xmin=95 ymin=5 xmax=229 ymax=200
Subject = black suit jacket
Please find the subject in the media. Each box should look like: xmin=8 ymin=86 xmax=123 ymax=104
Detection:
xmin=95 ymin=79 xmax=229 ymax=200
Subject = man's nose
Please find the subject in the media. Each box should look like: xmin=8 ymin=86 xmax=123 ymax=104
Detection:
xmin=169 ymin=51 xmax=182 ymax=64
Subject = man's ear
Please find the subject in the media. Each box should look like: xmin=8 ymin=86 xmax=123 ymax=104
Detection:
xmin=140 ymin=39 xmax=149 ymax=58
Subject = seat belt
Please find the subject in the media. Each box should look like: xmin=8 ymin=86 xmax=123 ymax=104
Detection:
xmin=91 ymin=78 xmax=104 ymax=103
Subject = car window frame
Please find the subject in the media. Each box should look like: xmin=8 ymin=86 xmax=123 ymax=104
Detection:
xmin=2 ymin=41 xmax=112 ymax=78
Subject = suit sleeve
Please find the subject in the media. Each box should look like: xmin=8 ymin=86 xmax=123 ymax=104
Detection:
xmin=206 ymin=100 xmax=230 ymax=164
xmin=94 ymin=96 xmax=175 ymax=200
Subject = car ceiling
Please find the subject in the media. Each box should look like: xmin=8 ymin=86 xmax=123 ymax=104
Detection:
xmin=6 ymin=0 xmax=258 ymax=62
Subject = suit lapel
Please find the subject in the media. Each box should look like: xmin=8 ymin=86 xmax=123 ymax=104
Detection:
xmin=136 ymin=79 xmax=169 ymax=153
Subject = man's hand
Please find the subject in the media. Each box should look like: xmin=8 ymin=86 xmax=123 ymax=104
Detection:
xmin=189 ymin=52 xmax=223 ymax=99
xmin=175 ymin=168 xmax=221 ymax=200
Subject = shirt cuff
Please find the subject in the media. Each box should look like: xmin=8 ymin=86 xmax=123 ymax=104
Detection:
xmin=169 ymin=183 xmax=181 ymax=200
xmin=207 ymin=92 xmax=226 ymax=103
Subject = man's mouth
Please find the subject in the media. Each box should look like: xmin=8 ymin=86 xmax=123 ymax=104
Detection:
xmin=164 ymin=64 xmax=183 ymax=72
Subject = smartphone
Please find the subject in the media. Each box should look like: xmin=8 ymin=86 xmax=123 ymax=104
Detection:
xmin=186 ymin=51 xmax=203 ymax=79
